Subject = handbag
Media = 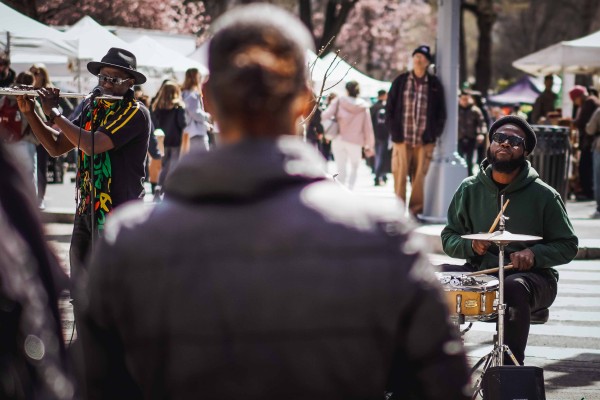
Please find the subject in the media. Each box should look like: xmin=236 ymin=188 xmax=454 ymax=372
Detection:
xmin=323 ymin=99 xmax=340 ymax=140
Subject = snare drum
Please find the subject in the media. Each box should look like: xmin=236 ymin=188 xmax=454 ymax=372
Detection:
xmin=436 ymin=272 xmax=499 ymax=322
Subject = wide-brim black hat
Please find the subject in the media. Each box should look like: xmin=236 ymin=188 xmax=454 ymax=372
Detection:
xmin=87 ymin=47 xmax=146 ymax=84
xmin=488 ymin=115 xmax=537 ymax=153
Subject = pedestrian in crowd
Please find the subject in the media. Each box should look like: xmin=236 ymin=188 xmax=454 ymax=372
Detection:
xmin=0 ymin=141 xmax=73 ymax=400
xmin=0 ymin=71 xmax=41 ymax=189
xmin=371 ymin=89 xmax=390 ymax=186
xmin=30 ymin=63 xmax=75 ymax=209
xmin=152 ymin=81 xmax=186 ymax=200
xmin=531 ymin=74 xmax=557 ymax=124
xmin=441 ymin=116 xmax=578 ymax=366
xmin=181 ymin=67 xmax=211 ymax=154
xmin=585 ymin=107 xmax=600 ymax=218
xmin=570 ymin=85 xmax=599 ymax=201
xmin=319 ymin=92 xmax=337 ymax=162
xmin=305 ymin=93 xmax=324 ymax=150
xmin=385 ymin=45 xmax=446 ymax=215
xmin=77 ymin=5 xmax=471 ymax=399
xmin=134 ymin=87 xmax=162 ymax=195
xmin=457 ymin=90 xmax=486 ymax=176
xmin=16 ymin=47 xmax=151 ymax=296
xmin=322 ymin=80 xmax=375 ymax=190
xmin=0 ymin=52 xmax=16 ymax=87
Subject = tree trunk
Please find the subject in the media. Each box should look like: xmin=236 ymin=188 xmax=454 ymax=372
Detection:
xmin=472 ymin=0 xmax=496 ymax=96
xmin=459 ymin=2 xmax=467 ymax=88
xmin=317 ymin=0 xmax=358 ymax=56
xmin=299 ymin=0 xmax=315 ymax=46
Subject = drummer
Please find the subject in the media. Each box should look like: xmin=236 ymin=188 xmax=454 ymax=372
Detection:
xmin=440 ymin=115 xmax=578 ymax=366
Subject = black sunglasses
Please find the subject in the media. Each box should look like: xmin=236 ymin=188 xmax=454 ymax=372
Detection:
xmin=98 ymin=74 xmax=131 ymax=85
xmin=492 ymin=132 xmax=525 ymax=147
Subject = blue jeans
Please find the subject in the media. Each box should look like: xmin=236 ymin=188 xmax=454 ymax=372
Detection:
xmin=374 ymin=139 xmax=390 ymax=181
xmin=594 ymin=150 xmax=600 ymax=212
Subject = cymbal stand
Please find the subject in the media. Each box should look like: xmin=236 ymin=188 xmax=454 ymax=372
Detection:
xmin=470 ymin=194 xmax=519 ymax=399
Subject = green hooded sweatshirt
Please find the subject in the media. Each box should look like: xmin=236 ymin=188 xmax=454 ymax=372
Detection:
xmin=441 ymin=160 xmax=578 ymax=281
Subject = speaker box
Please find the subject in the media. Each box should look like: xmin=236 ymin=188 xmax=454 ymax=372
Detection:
xmin=482 ymin=366 xmax=546 ymax=400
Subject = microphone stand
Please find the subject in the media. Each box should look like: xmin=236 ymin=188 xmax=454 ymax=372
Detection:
xmin=87 ymin=88 xmax=103 ymax=254
xmin=90 ymin=97 xmax=96 ymax=255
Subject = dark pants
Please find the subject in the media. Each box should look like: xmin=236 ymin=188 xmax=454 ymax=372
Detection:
xmin=458 ymin=138 xmax=476 ymax=176
xmin=580 ymin=149 xmax=594 ymax=198
xmin=440 ymin=263 xmax=557 ymax=365
xmin=69 ymin=213 xmax=96 ymax=299
xmin=374 ymin=139 xmax=390 ymax=182
xmin=36 ymin=144 xmax=49 ymax=201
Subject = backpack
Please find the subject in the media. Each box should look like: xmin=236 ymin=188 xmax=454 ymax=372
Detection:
xmin=0 ymin=97 xmax=24 ymax=143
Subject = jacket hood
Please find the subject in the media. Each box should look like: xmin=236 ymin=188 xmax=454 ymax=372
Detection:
xmin=477 ymin=158 xmax=539 ymax=194
xmin=338 ymin=96 xmax=371 ymax=114
xmin=164 ymin=136 xmax=327 ymax=202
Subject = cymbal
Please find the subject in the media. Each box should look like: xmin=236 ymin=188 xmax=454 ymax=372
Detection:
xmin=461 ymin=230 xmax=542 ymax=243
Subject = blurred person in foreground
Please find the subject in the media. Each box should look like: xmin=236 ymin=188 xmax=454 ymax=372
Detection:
xmin=77 ymin=4 xmax=471 ymax=400
xmin=16 ymin=48 xmax=151 ymax=296
xmin=385 ymin=45 xmax=446 ymax=216
xmin=441 ymin=116 xmax=578 ymax=365
xmin=0 ymin=142 xmax=73 ymax=399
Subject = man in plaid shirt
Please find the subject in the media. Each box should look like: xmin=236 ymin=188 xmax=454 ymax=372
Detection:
xmin=385 ymin=45 xmax=446 ymax=216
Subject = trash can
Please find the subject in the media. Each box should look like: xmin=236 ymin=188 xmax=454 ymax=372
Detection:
xmin=528 ymin=125 xmax=571 ymax=201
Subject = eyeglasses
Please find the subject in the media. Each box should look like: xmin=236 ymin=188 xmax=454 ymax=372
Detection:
xmin=492 ymin=132 xmax=525 ymax=147
xmin=98 ymin=74 xmax=131 ymax=85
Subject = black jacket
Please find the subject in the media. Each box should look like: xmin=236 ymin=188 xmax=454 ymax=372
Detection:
xmin=79 ymin=138 xmax=470 ymax=400
xmin=385 ymin=71 xmax=446 ymax=144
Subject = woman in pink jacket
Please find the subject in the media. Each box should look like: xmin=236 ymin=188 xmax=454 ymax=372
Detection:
xmin=321 ymin=81 xmax=375 ymax=190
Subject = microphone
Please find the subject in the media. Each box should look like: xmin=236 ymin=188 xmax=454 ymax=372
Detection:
xmin=85 ymin=86 xmax=104 ymax=101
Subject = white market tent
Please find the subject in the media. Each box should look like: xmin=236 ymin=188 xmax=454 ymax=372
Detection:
xmin=63 ymin=17 xmax=207 ymax=94
xmin=129 ymin=36 xmax=208 ymax=76
xmin=512 ymin=30 xmax=600 ymax=75
xmin=64 ymin=16 xmax=134 ymax=62
xmin=319 ymin=52 xmax=390 ymax=98
xmin=0 ymin=2 xmax=77 ymax=83
xmin=0 ymin=2 xmax=77 ymax=59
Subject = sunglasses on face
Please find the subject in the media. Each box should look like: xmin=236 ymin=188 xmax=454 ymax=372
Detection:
xmin=492 ymin=132 xmax=525 ymax=147
xmin=98 ymin=74 xmax=131 ymax=85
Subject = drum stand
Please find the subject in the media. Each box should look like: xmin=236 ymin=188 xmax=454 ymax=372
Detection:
xmin=470 ymin=195 xmax=519 ymax=399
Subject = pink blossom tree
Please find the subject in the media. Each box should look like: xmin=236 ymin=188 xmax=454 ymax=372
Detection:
xmin=3 ymin=0 xmax=208 ymax=36
xmin=335 ymin=0 xmax=436 ymax=81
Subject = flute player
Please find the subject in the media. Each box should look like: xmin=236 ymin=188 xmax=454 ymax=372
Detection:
xmin=16 ymin=48 xmax=151 ymax=302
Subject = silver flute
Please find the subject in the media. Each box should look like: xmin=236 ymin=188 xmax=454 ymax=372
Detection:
xmin=0 ymin=87 xmax=123 ymax=101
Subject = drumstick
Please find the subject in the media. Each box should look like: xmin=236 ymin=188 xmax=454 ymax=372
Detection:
xmin=466 ymin=264 xmax=514 ymax=277
xmin=488 ymin=199 xmax=510 ymax=233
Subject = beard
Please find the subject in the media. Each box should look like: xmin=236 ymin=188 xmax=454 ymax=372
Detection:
xmin=487 ymin=148 xmax=526 ymax=173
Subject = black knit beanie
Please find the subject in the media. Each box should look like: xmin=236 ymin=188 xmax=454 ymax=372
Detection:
xmin=488 ymin=115 xmax=537 ymax=153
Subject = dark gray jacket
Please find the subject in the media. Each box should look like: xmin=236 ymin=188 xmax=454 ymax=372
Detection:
xmin=78 ymin=138 xmax=469 ymax=400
